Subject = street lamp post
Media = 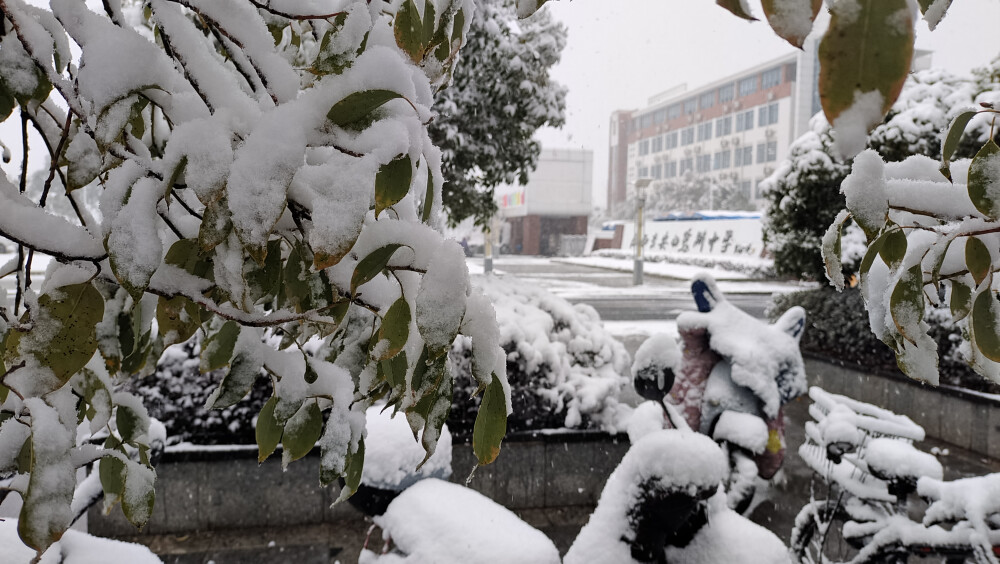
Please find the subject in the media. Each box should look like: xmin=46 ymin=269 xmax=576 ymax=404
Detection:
xmin=633 ymin=178 xmax=652 ymax=286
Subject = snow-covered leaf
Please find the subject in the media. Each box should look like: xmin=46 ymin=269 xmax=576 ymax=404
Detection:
xmin=200 ymin=321 xmax=240 ymax=373
xmin=255 ymin=396 xmax=282 ymax=464
xmin=282 ymin=400 xmax=322 ymax=468
xmin=889 ymin=264 xmax=924 ymax=344
xmin=205 ymin=331 xmax=263 ymax=410
xmin=878 ymin=226 xmax=907 ymax=271
xmin=5 ymin=283 xmax=103 ymax=393
xmin=966 ymin=236 xmax=992 ymax=287
xmin=968 ymin=139 xmax=1000 ymax=219
xmin=761 ymin=0 xmax=820 ymax=48
xmin=950 ymin=277 xmax=973 ymax=322
xmin=819 ymin=0 xmax=914 ymax=157
xmin=917 ymin=0 xmax=953 ymax=30
xmin=940 ymin=110 xmax=977 ymax=180
xmin=375 ymin=154 xmax=413 ymax=218
xmin=971 ymin=281 xmax=1000 ymax=363
xmin=333 ymin=436 xmax=365 ymax=498
xmin=821 ymin=210 xmax=848 ymax=289
xmin=327 ymin=89 xmax=403 ymax=128
xmin=351 ymin=244 xmax=404 ymax=294
xmin=376 ymin=298 xmax=410 ymax=361
xmin=472 ymin=374 xmax=507 ymax=465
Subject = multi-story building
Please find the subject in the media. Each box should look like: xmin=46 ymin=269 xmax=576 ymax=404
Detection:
xmin=607 ymin=45 xmax=933 ymax=211
xmin=496 ymin=147 xmax=593 ymax=255
xmin=608 ymin=51 xmax=812 ymax=211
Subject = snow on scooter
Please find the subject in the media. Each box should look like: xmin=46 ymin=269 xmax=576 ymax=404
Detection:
xmin=358 ymin=428 xmax=791 ymax=564
xmin=631 ymin=274 xmax=808 ymax=513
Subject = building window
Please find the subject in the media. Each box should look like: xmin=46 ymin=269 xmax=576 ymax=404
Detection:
xmin=718 ymin=83 xmax=734 ymax=103
xmin=652 ymin=164 xmax=663 ymax=179
xmin=738 ymin=75 xmax=758 ymax=97
xmin=757 ymin=143 xmax=766 ymax=164
xmin=716 ymin=116 xmax=732 ymax=137
xmin=761 ymin=67 xmax=781 ymax=90
xmin=681 ymin=127 xmax=695 ymax=145
xmin=700 ymin=91 xmax=715 ymax=110
xmin=666 ymin=161 xmax=677 ymax=178
xmin=668 ymin=104 xmax=681 ymax=119
xmin=758 ymin=103 xmax=779 ymax=127
xmin=683 ymin=98 xmax=697 ymax=115
xmin=639 ymin=166 xmax=649 ymax=178
xmin=666 ymin=131 xmax=679 ymax=149
xmin=735 ymin=145 xmax=753 ymax=166
xmin=680 ymin=158 xmax=693 ymax=174
xmin=654 ymin=109 xmax=667 ymax=124
xmin=740 ymin=180 xmax=752 ymax=199
xmin=639 ymin=139 xmax=650 ymax=155
xmin=640 ymin=113 xmax=653 ymax=129
xmin=696 ymin=154 xmax=712 ymax=173
xmin=713 ymin=150 xmax=731 ymax=170
xmin=652 ymin=135 xmax=664 ymax=153
xmin=766 ymin=140 xmax=777 ymax=162
xmin=735 ymin=109 xmax=755 ymax=132
xmin=696 ymin=122 xmax=712 ymax=142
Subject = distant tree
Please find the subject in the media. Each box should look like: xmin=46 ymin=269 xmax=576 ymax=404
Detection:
xmin=430 ymin=0 xmax=567 ymax=226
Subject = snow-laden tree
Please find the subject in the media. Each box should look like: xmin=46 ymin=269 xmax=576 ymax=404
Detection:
xmin=0 ymin=0 xmax=512 ymax=555
xmin=431 ymin=0 xmax=566 ymax=226
xmin=765 ymin=69 xmax=985 ymax=282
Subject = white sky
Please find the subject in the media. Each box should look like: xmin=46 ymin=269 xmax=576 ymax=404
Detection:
xmin=2 ymin=1 xmax=998 ymax=212
xmin=532 ymin=0 xmax=1000 ymax=210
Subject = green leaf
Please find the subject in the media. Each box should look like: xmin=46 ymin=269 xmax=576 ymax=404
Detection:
xmin=878 ymin=227 xmax=907 ymax=271
xmin=859 ymin=231 xmax=887 ymax=275
xmin=246 ymin=239 xmax=283 ymax=304
xmin=966 ymin=236 xmax=992 ymax=287
xmin=940 ymin=110 xmax=977 ymax=180
xmin=255 ymin=396 xmax=283 ymax=463
xmin=5 ymin=283 xmax=104 ymax=391
xmin=375 ymin=154 xmax=413 ymax=218
xmin=282 ymin=401 xmax=323 ymax=465
xmin=327 ymin=89 xmax=403 ymax=127
xmin=472 ymin=374 xmax=508 ymax=465
xmin=351 ymin=244 xmax=404 ymax=294
xmin=394 ymin=0 xmax=424 ymax=63
xmin=818 ymin=0 xmax=914 ymax=144
xmin=129 ymin=96 xmax=149 ymax=141
xmin=376 ymin=298 xmax=411 ymax=361
xmin=99 ymin=452 xmax=126 ymax=509
xmin=716 ymin=0 xmax=757 ymax=21
xmin=422 ymin=165 xmax=434 ymax=223
xmin=121 ymin=461 xmax=155 ymax=528
xmin=205 ymin=344 xmax=262 ymax=409
xmin=116 ymin=403 xmax=144 ymax=445
xmin=407 ymin=354 xmax=452 ymax=465
xmin=380 ymin=352 xmax=408 ymax=390
xmin=950 ymin=278 xmax=973 ymax=321
xmin=972 ymin=286 xmax=1000 ymax=363
xmin=199 ymin=197 xmax=233 ymax=253
xmin=761 ymin=0 xmax=820 ymax=48
xmin=156 ymin=296 xmax=200 ymax=347
xmin=968 ymin=139 xmax=1000 ymax=219
xmin=200 ymin=321 xmax=240 ymax=372
xmin=0 ymin=83 xmax=14 ymax=123
xmin=336 ymin=437 xmax=365 ymax=497
xmin=889 ymin=264 xmax=924 ymax=344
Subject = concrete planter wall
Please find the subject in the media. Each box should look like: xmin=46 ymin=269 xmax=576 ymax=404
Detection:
xmin=89 ymin=431 xmax=630 ymax=538
xmin=805 ymin=356 xmax=1000 ymax=458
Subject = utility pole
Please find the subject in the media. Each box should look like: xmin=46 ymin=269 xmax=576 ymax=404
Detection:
xmin=633 ymin=178 xmax=652 ymax=286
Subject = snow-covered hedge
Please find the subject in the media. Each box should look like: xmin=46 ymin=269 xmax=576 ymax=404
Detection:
xmin=590 ymin=249 xmax=775 ymax=279
xmin=448 ymin=275 xmax=631 ymax=439
xmin=137 ymin=274 xmax=631 ymax=444
xmin=770 ymin=288 xmax=1000 ymax=394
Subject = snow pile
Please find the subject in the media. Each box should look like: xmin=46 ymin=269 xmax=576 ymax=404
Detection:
xmin=712 ymin=411 xmax=769 ymax=455
xmin=625 ymin=401 xmax=667 ymax=444
xmin=865 ymin=437 xmax=942 ymax=481
xmin=0 ymin=519 xmax=163 ymax=564
xmin=663 ymin=493 xmax=792 ymax=564
xmin=363 ymin=405 xmax=452 ymax=490
xmin=449 ymin=274 xmax=630 ymax=436
xmin=565 ymin=430 xmax=726 ymax=564
xmin=364 ymin=478 xmax=560 ymax=564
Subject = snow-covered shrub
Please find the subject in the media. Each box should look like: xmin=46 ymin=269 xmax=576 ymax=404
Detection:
xmin=0 ymin=1 xmax=514 ymax=554
xmin=448 ymin=275 xmax=630 ymax=439
xmin=591 ymin=249 xmax=775 ymax=279
xmin=770 ymin=288 xmax=1000 ymax=394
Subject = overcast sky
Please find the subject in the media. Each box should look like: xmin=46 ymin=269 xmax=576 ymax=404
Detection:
xmin=532 ymin=0 xmax=1000 ymax=209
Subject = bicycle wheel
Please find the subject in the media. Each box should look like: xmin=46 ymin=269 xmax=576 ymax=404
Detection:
xmin=791 ymin=500 xmax=866 ymax=564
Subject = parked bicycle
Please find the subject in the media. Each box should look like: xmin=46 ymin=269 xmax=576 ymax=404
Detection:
xmin=791 ymin=386 xmax=1000 ymax=564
